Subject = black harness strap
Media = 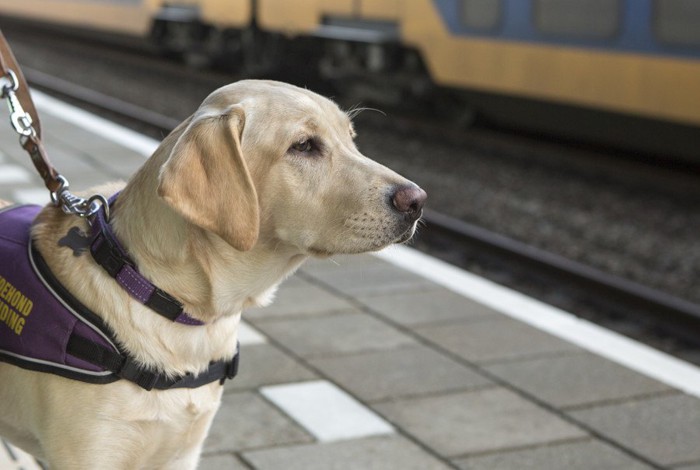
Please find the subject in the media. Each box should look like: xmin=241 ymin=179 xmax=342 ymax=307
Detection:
xmin=90 ymin=236 xmax=187 ymax=321
xmin=89 ymin=200 xmax=201 ymax=325
xmin=67 ymin=335 xmax=239 ymax=391
xmin=32 ymin=244 xmax=239 ymax=391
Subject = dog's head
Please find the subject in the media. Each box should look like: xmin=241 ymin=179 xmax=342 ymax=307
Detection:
xmin=158 ymin=80 xmax=426 ymax=256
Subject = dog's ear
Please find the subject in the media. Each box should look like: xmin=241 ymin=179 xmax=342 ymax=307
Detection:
xmin=158 ymin=106 xmax=259 ymax=251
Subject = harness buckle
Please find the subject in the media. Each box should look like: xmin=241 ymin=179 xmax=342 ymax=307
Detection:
xmin=221 ymin=347 xmax=240 ymax=384
xmin=119 ymin=358 xmax=159 ymax=391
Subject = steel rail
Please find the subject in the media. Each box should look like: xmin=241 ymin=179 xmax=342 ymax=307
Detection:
xmin=422 ymin=209 xmax=700 ymax=340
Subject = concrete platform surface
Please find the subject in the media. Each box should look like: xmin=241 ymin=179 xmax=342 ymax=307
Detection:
xmin=1 ymin=92 xmax=699 ymax=469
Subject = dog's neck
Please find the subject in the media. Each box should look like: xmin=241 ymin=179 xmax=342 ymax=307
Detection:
xmin=110 ymin=152 xmax=306 ymax=324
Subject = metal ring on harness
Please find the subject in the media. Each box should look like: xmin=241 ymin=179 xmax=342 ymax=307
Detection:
xmin=87 ymin=194 xmax=110 ymax=221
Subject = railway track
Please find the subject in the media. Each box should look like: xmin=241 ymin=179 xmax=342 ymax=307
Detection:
xmin=19 ymin=64 xmax=700 ymax=358
xmin=418 ymin=211 xmax=700 ymax=344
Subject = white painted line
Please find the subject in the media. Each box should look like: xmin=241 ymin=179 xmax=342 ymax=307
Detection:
xmin=238 ymin=321 xmax=267 ymax=345
xmin=1 ymin=440 xmax=43 ymax=470
xmin=32 ymin=90 xmax=160 ymax=158
xmin=13 ymin=188 xmax=50 ymax=205
xmin=261 ymin=380 xmax=394 ymax=442
xmin=0 ymin=165 xmax=32 ymax=184
xmin=375 ymin=245 xmax=700 ymax=399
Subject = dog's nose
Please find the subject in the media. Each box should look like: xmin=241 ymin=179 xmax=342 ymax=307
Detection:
xmin=392 ymin=184 xmax=427 ymax=219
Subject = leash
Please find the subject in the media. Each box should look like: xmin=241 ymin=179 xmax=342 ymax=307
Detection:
xmin=0 ymin=29 xmax=109 ymax=219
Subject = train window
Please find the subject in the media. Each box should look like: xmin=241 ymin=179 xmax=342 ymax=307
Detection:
xmin=655 ymin=0 xmax=700 ymax=47
xmin=461 ymin=0 xmax=502 ymax=31
xmin=534 ymin=0 xmax=621 ymax=39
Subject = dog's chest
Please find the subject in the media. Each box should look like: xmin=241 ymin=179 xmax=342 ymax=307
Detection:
xmin=115 ymin=382 xmax=223 ymax=426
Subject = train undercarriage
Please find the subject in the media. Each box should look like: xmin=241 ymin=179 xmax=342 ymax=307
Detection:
xmin=150 ymin=10 xmax=433 ymax=107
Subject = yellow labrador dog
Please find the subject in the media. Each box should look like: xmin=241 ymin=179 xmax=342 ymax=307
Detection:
xmin=0 ymin=80 xmax=425 ymax=469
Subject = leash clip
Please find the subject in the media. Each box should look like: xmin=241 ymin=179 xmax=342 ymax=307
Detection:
xmin=1 ymin=70 xmax=35 ymax=138
xmin=51 ymin=175 xmax=110 ymax=221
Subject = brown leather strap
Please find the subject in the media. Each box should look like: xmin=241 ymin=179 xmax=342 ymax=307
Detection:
xmin=22 ymin=134 xmax=60 ymax=192
xmin=0 ymin=29 xmax=61 ymax=193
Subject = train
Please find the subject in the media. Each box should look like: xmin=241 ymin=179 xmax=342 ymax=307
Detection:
xmin=0 ymin=0 xmax=699 ymax=161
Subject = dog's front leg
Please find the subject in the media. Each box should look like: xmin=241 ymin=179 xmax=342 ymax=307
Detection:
xmin=151 ymin=411 xmax=219 ymax=470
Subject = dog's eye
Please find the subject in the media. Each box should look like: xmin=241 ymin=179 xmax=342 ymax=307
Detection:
xmin=290 ymin=138 xmax=316 ymax=154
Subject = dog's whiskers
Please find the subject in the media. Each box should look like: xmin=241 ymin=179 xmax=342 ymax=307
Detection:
xmin=346 ymin=105 xmax=386 ymax=119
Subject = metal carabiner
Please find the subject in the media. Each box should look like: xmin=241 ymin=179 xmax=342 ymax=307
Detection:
xmin=50 ymin=176 xmax=84 ymax=216
xmin=50 ymin=175 xmax=110 ymax=221
xmin=50 ymin=175 xmax=69 ymax=205
xmin=10 ymin=105 xmax=34 ymax=137
xmin=0 ymin=69 xmax=19 ymax=98
xmin=1 ymin=70 xmax=34 ymax=137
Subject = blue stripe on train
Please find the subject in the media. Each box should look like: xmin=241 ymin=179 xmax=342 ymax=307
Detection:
xmin=431 ymin=0 xmax=700 ymax=60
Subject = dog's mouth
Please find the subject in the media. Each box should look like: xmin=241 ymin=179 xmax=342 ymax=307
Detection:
xmin=394 ymin=220 xmax=419 ymax=245
xmin=307 ymin=246 xmax=335 ymax=258
xmin=305 ymin=213 xmax=422 ymax=257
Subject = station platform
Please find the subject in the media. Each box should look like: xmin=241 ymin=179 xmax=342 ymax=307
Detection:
xmin=2 ymin=91 xmax=700 ymax=470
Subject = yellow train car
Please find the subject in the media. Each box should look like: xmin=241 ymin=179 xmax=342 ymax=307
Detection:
xmin=255 ymin=0 xmax=700 ymax=159
xmin=256 ymin=0 xmax=700 ymax=129
xmin=421 ymin=3 xmax=700 ymax=131
xmin=0 ymin=0 xmax=158 ymax=36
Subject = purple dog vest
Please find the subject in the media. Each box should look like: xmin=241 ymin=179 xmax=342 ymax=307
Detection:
xmin=0 ymin=204 xmax=119 ymax=383
xmin=0 ymin=205 xmax=239 ymax=390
